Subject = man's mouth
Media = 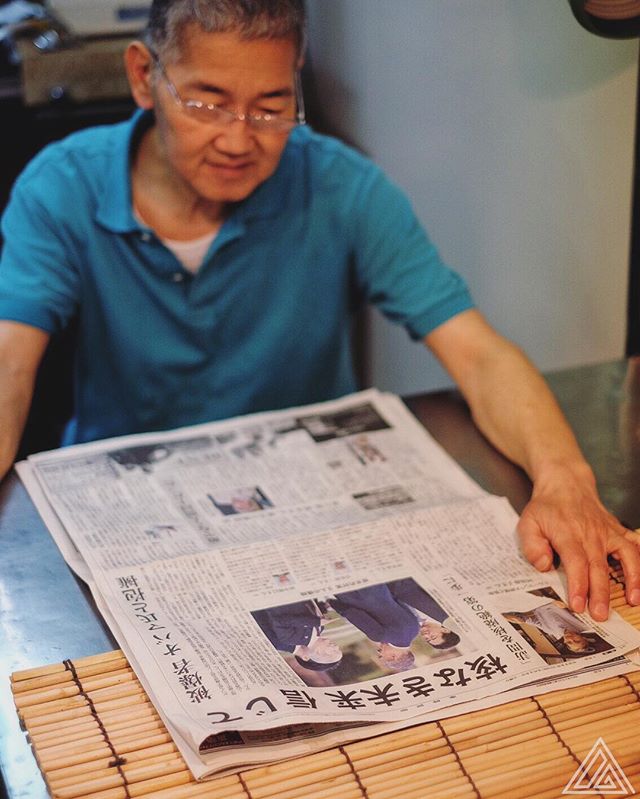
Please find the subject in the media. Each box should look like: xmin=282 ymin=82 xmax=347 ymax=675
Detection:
xmin=207 ymin=161 xmax=253 ymax=176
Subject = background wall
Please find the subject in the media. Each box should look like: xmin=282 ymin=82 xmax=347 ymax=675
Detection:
xmin=306 ymin=0 xmax=638 ymax=394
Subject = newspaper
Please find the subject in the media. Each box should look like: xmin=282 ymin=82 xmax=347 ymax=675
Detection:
xmin=17 ymin=389 xmax=640 ymax=779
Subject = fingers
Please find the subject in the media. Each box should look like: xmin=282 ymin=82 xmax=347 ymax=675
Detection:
xmin=517 ymin=499 xmax=640 ymax=621
xmin=517 ymin=515 xmax=554 ymax=572
xmin=553 ymin=540 xmax=589 ymax=615
xmin=609 ymin=536 xmax=640 ymax=607
xmin=587 ymin=556 xmax=611 ymax=620
xmin=623 ymin=529 xmax=640 ymax=545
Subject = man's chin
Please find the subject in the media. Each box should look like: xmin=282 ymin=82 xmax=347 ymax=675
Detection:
xmin=196 ymin=181 xmax=260 ymax=206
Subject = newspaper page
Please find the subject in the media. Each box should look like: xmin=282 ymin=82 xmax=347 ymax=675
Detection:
xmin=19 ymin=390 xmax=484 ymax=576
xmin=17 ymin=390 xmax=640 ymax=778
xmin=89 ymin=504 xmax=640 ymax=779
xmin=90 ymin=498 xmax=640 ymax=762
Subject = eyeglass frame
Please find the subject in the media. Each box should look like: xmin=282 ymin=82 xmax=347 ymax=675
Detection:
xmin=149 ymin=49 xmax=306 ymax=132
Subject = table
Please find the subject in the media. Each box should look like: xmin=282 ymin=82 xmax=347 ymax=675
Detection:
xmin=2 ymin=358 xmax=639 ymax=798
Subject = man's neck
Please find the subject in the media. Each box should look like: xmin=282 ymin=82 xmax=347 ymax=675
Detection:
xmin=131 ymin=126 xmax=226 ymax=241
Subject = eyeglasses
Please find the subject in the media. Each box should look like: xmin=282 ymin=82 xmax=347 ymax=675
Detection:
xmin=151 ymin=52 xmax=306 ymax=132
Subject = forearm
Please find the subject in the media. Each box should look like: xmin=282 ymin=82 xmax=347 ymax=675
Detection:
xmin=0 ymin=363 xmax=38 ymax=480
xmin=457 ymin=339 xmax=592 ymax=485
xmin=426 ymin=310 xmax=590 ymax=484
xmin=0 ymin=321 xmax=50 ymax=481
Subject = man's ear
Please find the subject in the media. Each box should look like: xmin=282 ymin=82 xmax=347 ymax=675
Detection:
xmin=124 ymin=40 xmax=155 ymax=110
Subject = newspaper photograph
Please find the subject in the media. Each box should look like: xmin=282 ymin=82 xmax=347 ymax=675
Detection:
xmin=16 ymin=389 xmax=640 ymax=778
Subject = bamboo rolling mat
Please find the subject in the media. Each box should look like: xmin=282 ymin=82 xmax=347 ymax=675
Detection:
xmin=10 ymin=563 xmax=640 ymax=799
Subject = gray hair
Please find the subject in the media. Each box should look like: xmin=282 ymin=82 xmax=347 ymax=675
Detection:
xmin=378 ymin=650 xmax=416 ymax=672
xmin=144 ymin=0 xmax=306 ymax=63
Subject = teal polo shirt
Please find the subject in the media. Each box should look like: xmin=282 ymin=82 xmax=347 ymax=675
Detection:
xmin=0 ymin=111 xmax=473 ymax=444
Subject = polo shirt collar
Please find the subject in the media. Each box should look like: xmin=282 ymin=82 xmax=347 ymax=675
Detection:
xmin=96 ymin=109 xmax=152 ymax=233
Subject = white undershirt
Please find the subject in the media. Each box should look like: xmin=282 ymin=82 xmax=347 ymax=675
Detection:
xmin=161 ymin=229 xmax=218 ymax=274
xmin=134 ymin=206 xmax=218 ymax=274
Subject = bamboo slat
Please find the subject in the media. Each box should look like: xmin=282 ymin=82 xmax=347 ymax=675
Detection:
xmin=10 ymin=565 xmax=640 ymax=799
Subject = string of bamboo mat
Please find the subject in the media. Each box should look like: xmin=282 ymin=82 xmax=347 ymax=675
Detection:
xmin=9 ymin=562 xmax=640 ymax=799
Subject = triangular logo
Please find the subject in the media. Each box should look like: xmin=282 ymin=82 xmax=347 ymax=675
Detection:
xmin=563 ymin=737 xmax=634 ymax=795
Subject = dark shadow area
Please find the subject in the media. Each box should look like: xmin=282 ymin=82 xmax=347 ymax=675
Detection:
xmin=628 ymin=56 xmax=640 ymax=356
xmin=16 ymin=320 xmax=76 ymax=459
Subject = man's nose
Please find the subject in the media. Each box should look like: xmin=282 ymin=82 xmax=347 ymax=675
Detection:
xmin=214 ymin=118 xmax=254 ymax=154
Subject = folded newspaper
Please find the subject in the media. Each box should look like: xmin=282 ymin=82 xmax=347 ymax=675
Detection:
xmin=17 ymin=389 xmax=640 ymax=779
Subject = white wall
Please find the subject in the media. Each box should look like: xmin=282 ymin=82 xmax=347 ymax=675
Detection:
xmin=307 ymin=1 xmax=638 ymax=394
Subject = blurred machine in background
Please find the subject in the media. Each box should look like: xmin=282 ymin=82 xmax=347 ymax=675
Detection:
xmin=0 ymin=0 xmax=146 ymax=209
xmin=47 ymin=0 xmax=150 ymax=36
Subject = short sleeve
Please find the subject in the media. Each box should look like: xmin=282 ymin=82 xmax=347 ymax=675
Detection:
xmin=0 ymin=169 xmax=81 ymax=334
xmin=352 ymin=167 xmax=474 ymax=340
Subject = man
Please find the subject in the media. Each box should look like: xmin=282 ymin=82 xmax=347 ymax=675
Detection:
xmin=387 ymin=578 xmax=461 ymax=651
xmin=0 ymin=0 xmax=638 ymax=620
xmin=375 ymin=643 xmax=416 ymax=673
xmin=330 ymin=584 xmax=421 ymax=672
xmin=251 ymin=600 xmax=342 ymax=671
xmin=329 ymin=583 xmax=421 ymax=647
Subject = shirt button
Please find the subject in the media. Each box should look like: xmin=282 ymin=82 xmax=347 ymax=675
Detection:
xmin=172 ymin=272 xmax=185 ymax=283
xmin=140 ymin=231 xmax=152 ymax=242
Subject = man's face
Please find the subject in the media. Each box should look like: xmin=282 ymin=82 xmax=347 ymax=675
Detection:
xmin=563 ymin=631 xmax=589 ymax=652
xmin=150 ymin=27 xmax=299 ymax=206
xmin=420 ymin=622 xmax=446 ymax=646
xmin=376 ymin=643 xmax=414 ymax=669
xmin=308 ymin=635 xmax=342 ymax=664
xmin=231 ymin=496 xmax=260 ymax=512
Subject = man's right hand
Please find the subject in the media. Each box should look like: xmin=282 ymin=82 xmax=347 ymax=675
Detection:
xmin=0 ymin=320 xmax=50 ymax=481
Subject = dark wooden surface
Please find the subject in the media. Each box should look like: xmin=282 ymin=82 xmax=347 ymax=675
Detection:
xmin=1 ymin=358 xmax=639 ymax=797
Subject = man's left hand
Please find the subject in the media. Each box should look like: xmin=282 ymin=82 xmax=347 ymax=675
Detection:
xmin=517 ymin=467 xmax=640 ymax=621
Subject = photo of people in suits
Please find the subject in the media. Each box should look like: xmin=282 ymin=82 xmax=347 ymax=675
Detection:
xmin=251 ymin=599 xmax=343 ymax=676
xmin=251 ymin=577 xmax=462 ymax=687
xmin=209 ymin=486 xmax=273 ymax=516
